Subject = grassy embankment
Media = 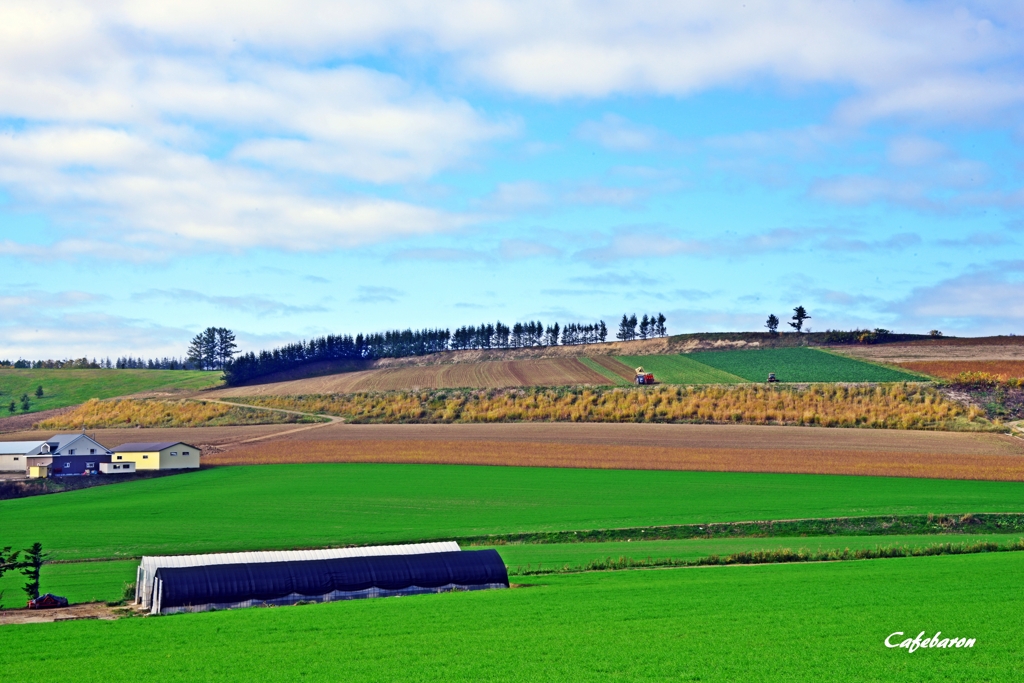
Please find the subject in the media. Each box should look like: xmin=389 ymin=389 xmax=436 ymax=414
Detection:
xmin=4 ymin=463 xmax=1024 ymax=562
xmin=2 ymin=552 xmax=1022 ymax=681
xmin=228 ymin=383 xmax=990 ymax=429
xmin=35 ymin=398 xmax=324 ymax=429
xmin=0 ymin=369 xmax=221 ymax=415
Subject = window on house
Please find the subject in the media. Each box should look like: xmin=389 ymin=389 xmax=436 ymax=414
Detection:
xmin=68 ymin=449 xmax=75 ymax=455
xmin=13 ymin=457 xmax=18 ymax=461
xmin=170 ymin=452 xmax=177 ymax=456
xmin=183 ymin=451 xmax=190 ymax=456
xmin=90 ymin=449 xmax=95 ymax=454
xmin=116 ymin=455 xmax=122 ymax=460
xmin=143 ymin=455 xmax=148 ymax=459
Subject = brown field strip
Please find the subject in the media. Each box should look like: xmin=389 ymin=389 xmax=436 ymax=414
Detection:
xmin=275 ymin=422 xmax=1024 ymax=456
xmin=897 ymin=361 xmax=1024 ymax=380
xmin=588 ymin=355 xmax=636 ymax=381
xmin=210 ymin=357 xmax=615 ymax=396
xmin=206 ymin=437 xmax=1024 ymax=481
xmin=835 ymin=341 xmax=1024 ymax=363
xmin=7 ymin=422 xmax=1020 ymax=458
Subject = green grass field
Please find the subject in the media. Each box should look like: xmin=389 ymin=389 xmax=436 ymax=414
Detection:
xmin=689 ymin=347 xmax=924 ymax=383
xmin=0 ymin=369 xmax=222 ymax=414
xmin=2 ymin=552 xmax=1021 ymax=681
xmin=0 ymin=560 xmax=137 ymax=609
xmin=3 ymin=464 xmax=1024 ymax=561
xmin=6 ymin=534 xmax=1020 ymax=609
xmin=619 ymin=354 xmax=746 ymax=384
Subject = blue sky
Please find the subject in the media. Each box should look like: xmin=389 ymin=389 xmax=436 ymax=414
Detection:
xmin=1 ymin=1 xmax=1023 ymax=359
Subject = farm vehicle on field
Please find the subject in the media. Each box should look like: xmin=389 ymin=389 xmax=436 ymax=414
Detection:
xmin=634 ymin=367 xmax=655 ymax=385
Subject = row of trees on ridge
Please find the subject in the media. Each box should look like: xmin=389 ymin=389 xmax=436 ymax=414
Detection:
xmin=223 ymin=314 xmax=665 ymax=385
xmin=616 ymin=313 xmax=667 ymax=341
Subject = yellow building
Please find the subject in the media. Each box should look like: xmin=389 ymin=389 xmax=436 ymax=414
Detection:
xmin=110 ymin=442 xmax=201 ymax=470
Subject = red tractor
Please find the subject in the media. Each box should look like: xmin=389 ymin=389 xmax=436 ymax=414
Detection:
xmin=634 ymin=367 xmax=655 ymax=385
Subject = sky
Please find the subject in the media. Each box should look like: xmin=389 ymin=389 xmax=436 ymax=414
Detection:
xmin=1 ymin=1 xmax=1023 ymax=360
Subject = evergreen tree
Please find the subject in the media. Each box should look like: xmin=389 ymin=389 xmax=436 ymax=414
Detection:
xmin=616 ymin=315 xmax=631 ymax=341
xmin=20 ymin=542 xmax=47 ymax=601
xmin=656 ymin=313 xmax=667 ymax=336
xmin=216 ymin=328 xmax=238 ymax=369
xmin=639 ymin=314 xmax=650 ymax=340
xmin=0 ymin=545 xmax=19 ymax=604
xmin=789 ymin=306 xmax=811 ymax=333
xmin=628 ymin=314 xmax=638 ymax=340
xmin=187 ymin=332 xmax=208 ymax=370
xmin=7 ymin=401 xmax=14 ymax=414
xmin=765 ymin=314 xmax=780 ymax=335
xmin=34 ymin=385 xmax=43 ymax=398
xmin=599 ymin=320 xmax=608 ymax=342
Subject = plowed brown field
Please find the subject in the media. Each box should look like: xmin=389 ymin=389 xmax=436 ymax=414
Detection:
xmin=588 ymin=355 xmax=636 ymax=381
xmin=897 ymin=361 xmax=1024 ymax=380
xmin=836 ymin=338 xmax=1024 ymax=362
xmin=211 ymin=357 xmax=612 ymax=396
xmin=206 ymin=437 xmax=1024 ymax=481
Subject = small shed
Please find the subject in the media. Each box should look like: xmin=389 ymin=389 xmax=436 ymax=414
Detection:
xmin=111 ymin=442 xmax=200 ymax=470
xmin=28 ymin=464 xmax=50 ymax=479
xmin=100 ymin=461 xmax=136 ymax=475
xmin=150 ymin=549 xmax=508 ymax=615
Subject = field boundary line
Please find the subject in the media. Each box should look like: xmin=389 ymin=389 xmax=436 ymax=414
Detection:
xmin=201 ymin=398 xmax=342 ymax=447
xmin=41 ymin=512 xmax=1024 ymax=564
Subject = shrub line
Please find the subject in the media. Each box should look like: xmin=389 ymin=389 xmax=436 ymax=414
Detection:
xmin=509 ymin=537 xmax=1024 ymax=576
xmin=459 ymin=512 xmax=1024 ymax=546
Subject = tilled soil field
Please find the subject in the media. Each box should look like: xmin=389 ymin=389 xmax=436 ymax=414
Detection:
xmin=268 ymin=422 xmax=1024 ymax=455
xmin=206 ymin=437 xmax=1024 ymax=481
xmin=0 ymin=424 xmax=303 ymax=452
xmin=210 ymin=357 xmax=613 ymax=396
xmin=897 ymin=360 xmax=1024 ymax=380
xmin=203 ymin=421 xmax=1024 ymax=481
xmin=835 ymin=338 xmax=1024 ymax=363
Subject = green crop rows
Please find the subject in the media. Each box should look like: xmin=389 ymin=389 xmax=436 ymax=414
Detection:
xmin=618 ymin=354 xmax=746 ymax=384
xmin=688 ymin=347 xmax=923 ymax=383
xmin=0 ymin=369 xmax=222 ymax=415
xmin=2 ymin=552 xmax=1021 ymax=681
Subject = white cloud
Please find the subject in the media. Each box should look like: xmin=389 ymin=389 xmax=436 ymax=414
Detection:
xmin=352 ymin=286 xmax=404 ymax=304
xmin=577 ymin=114 xmax=664 ymax=152
xmin=478 ymin=182 xmax=552 ymax=211
xmin=889 ymin=261 xmax=1024 ymax=334
xmin=887 ymin=136 xmax=949 ymax=166
xmin=574 ymin=226 xmax=926 ymax=263
xmin=132 ymin=289 xmax=328 ymax=316
xmin=0 ymin=127 xmax=468 ymax=255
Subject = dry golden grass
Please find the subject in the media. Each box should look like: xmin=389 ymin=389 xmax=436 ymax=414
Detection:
xmin=898 ymin=361 xmax=1024 ymax=381
xmin=206 ymin=438 xmax=1024 ymax=481
xmin=231 ymin=383 xmax=991 ymax=430
xmin=35 ymin=398 xmax=310 ymax=429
